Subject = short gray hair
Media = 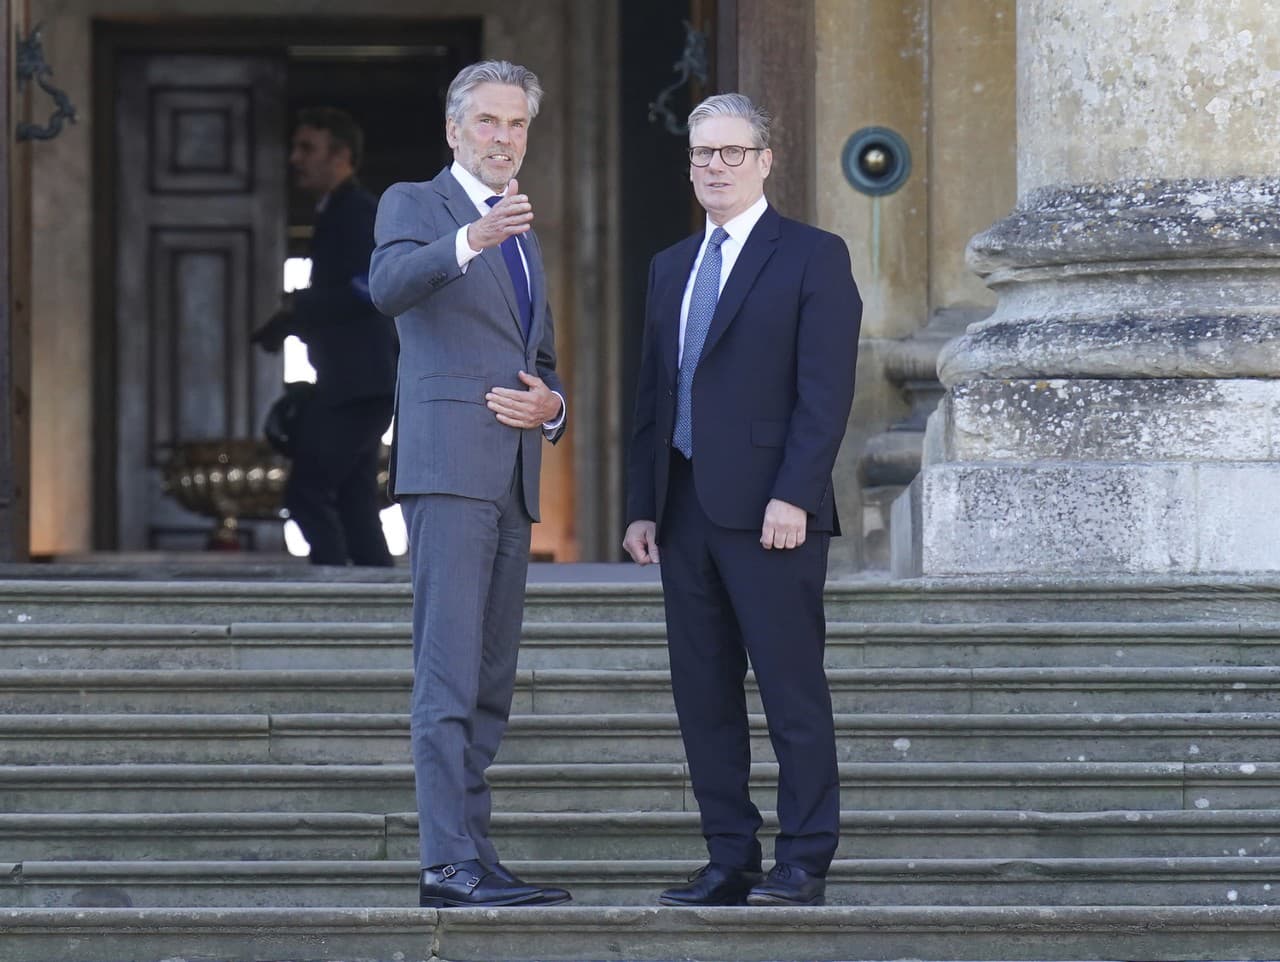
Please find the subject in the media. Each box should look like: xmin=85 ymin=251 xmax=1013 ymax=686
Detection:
xmin=446 ymin=60 xmax=543 ymax=123
xmin=687 ymin=93 xmax=771 ymax=148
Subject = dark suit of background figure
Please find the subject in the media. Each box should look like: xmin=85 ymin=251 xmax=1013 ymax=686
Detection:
xmin=275 ymin=178 xmax=398 ymax=566
xmin=627 ymin=204 xmax=861 ymax=878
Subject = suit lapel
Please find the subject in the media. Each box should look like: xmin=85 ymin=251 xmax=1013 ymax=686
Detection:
xmin=699 ymin=205 xmax=780 ymax=361
xmin=434 ymin=169 xmax=525 ymax=338
xmin=660 ymin=235 xmax=703 ymax=383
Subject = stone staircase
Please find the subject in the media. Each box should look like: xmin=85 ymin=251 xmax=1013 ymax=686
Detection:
xmin=2 ymin=571 xmax=1280 ymax=961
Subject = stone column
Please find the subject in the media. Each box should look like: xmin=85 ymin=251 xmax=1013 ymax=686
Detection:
xmin=894 ymin=0 xmax=1280 ymax=576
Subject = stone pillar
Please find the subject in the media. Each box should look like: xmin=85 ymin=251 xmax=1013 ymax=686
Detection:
xmin=894 ymin=0 xmax=1280 ymax=576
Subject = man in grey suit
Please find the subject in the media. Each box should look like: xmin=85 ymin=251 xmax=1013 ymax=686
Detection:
xmin=368 ymin=60 xmax=570 ymax=909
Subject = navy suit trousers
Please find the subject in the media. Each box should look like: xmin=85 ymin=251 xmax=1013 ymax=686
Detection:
xmin=658 ymin=453 xmax=839 ymax=876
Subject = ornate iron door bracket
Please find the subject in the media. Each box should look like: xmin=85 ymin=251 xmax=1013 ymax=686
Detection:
xmin=16 ymin=24 xmax=78 ymax=142
xmin=648 ymin=21 xmax=708 ymax=136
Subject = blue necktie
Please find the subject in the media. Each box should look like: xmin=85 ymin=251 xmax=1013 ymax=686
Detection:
xmin=485 ymin=196 xmax=532 ymax=340
xmin=673 ymin=226 xmax=729 ymax=459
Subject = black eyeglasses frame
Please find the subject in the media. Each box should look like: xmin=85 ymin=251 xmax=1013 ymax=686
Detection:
xmin=687 ymin=145 xmax=765 ymax=168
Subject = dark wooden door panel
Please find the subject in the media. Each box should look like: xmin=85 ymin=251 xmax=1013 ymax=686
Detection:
xmin=115 ymin=53 xmax=285 ymax=550
xmin=147 ymin=227 xmax=255 ymax=453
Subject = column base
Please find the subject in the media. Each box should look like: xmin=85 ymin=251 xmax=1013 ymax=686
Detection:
xmin=896 ymin=461 xmax=1280 ymax=577
xmin=893 ymin=376 xmax=1280 ymax=577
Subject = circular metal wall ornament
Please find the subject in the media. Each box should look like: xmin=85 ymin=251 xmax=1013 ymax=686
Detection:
xmin=842 ymin=127 xmax=911 ymax=196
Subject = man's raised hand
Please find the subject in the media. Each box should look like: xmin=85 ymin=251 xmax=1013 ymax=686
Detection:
xmin=466 ymin=179 xmax=533 ymax=251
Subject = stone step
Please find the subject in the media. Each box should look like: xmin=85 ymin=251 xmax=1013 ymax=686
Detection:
xmin=8 ymin=809 xmax=1280 ymax=863
xmin=0 ymin=580 xmax=671 ymax=626
xmin=9 ymin=573 xmax=1280 ymax=625
xmin=3 ymin=904 xmax=1279 ymax=962
xmin=5 ymin=712 xmax=1280 ymax=765
xmin=8 ymin=856 xmax=1280 ymax=909
xmin=523 ymin=665 xmax=1280 ymax=714
xmin=3 ymin=620 xmax=1278 ymax=671
xmin=2 ymin=761 xmax=1276 ymax=814
xmin=5 ymin=665 xmax=1280 ymax=715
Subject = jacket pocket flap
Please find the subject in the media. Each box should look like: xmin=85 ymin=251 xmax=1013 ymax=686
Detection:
xmin=418 ymin=374 xmax=486 ymax=404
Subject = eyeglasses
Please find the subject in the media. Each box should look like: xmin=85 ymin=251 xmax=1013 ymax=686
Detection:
xmin=688 ymin=145 xmax=764 ymax=168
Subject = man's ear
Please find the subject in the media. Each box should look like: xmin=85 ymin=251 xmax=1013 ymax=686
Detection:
xmin=759 ymin=148 xmax=773 ymax=179
xmin=445 ymin=118 xmax=459 ymax=150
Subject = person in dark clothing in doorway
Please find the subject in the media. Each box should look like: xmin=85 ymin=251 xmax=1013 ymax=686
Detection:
xmin=253 ymin=107 xmax=398 ymax=566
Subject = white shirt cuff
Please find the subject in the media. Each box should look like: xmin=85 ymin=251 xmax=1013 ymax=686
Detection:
xmin=543 ymin=391 xmax=566 ymax=432
xmin=455 ymin=225 xmax=483 ymax=271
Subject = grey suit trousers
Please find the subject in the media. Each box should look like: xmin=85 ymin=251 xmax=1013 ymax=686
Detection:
xmin=401 ymin=467 xmax=531 ymax=868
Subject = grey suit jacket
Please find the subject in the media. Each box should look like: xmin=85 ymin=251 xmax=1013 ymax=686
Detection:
xmin=368 ymin=167 xmax=565 ymax=521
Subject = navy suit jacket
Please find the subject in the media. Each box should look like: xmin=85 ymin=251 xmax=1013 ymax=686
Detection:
xmin=626 ymin=204 xmax=861 ymax=535
xmin=290 ymin=179 xmax=398 ymax=405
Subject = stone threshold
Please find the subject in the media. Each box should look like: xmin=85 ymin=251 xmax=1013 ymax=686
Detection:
xmin=3 ymin=905 xmax=1280 ymax=962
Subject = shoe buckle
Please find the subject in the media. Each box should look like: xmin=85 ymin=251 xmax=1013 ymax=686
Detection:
xmin=441 ymin=864 xmax=457 ymax=879
xmin=465 ymin=874 xmax=481 ymax=890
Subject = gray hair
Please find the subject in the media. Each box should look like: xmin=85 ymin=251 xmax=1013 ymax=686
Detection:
xmin=687 ymin=93 xmax=771 ymax=148
xmin=446 ymin=60 xmax=543 ymax=123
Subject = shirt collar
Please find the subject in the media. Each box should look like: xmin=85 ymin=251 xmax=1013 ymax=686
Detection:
xmin=705 ymin=194 xmax=769 ymax=246
xmin=451 ymin=160 xmax=508 ymax=211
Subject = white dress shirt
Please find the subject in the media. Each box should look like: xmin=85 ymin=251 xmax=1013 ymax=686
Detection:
xmin=678 ymin=194 xmax=769 ymax=366
xmin=448 ymin=161 xmax=564 ymax=431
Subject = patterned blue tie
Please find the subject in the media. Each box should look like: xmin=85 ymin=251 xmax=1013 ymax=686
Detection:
xmin=673 ymin=226 xmax=729 ymax=458
xmin=485 ymin=196 xmax=532 ymax=340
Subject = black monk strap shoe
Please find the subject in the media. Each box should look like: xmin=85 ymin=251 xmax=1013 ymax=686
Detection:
xmin=490 ymin=861 xmax=573 ymax=906
xmin=419 ymin=859 xmax=545 ymax=908
xmin=658 ymin=862 xmax=763 ymax=906
xmin=745 ymin=862 xmax=826 ymax=906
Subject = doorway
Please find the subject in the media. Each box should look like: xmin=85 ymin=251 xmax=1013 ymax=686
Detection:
xmin=92 ymin=19 xmax=480 ymax=553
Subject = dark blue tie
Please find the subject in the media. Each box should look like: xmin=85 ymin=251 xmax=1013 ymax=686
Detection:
xmin=485 ymin=196 xmax=532 ymax=340
xmin=673 ymin=227 xmax=729 ymax=458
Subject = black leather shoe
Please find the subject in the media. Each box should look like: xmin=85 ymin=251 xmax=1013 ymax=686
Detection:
xmin=659 ymin=863 xmax=763 ymax=906
xmin=419 ymin=859 xmax=545 ymax=908
xmin=490 ymin=862 xmax=573 ymax=906
xmin=746 ymin=863 xmax=826 ymax=906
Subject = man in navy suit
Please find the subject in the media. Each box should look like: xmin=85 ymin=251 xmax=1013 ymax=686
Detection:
xmin=253 ymin=108 xmax=398 ymax=566
xmin=624 ymin=93 xmax=861 ymax=907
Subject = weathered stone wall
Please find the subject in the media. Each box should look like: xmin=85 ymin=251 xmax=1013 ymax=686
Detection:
xmin=815 ymin=0 xmax=1015 ymax=571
